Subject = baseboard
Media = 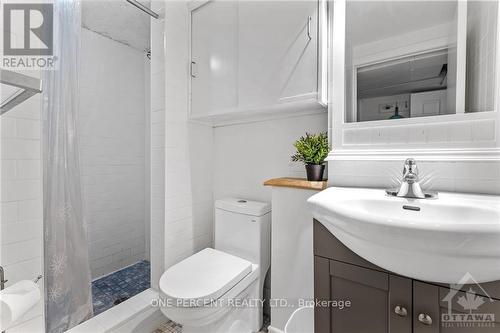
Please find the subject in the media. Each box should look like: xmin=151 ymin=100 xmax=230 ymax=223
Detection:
xmin=267 ymin=325 xmax=285 ymax=333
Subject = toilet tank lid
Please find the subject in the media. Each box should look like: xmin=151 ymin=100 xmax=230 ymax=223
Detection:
xmin=215 ymin=198 xmax=271 ymax=216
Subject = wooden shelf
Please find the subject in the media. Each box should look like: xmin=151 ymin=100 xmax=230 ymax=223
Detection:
xmin=264 ymin=177 xmax=327 ymax=191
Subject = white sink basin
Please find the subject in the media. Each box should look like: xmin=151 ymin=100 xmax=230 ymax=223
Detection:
xmin=308 ymin=187 xmax=500 ymax=284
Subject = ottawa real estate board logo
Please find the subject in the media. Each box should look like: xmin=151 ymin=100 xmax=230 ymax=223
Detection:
xmin=1 ymin=2 xmax=55 ymax=70
xmin=442 ymin=273 xmax=496 ymax=329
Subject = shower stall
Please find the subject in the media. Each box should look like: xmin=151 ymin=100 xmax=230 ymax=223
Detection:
xmin=0 ymin=0 xmax=158 ymax=330
xmin=74 ymin=0 xmax=156 ymax=321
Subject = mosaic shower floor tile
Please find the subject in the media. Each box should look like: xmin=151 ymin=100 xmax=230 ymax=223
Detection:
xmin=91 ymin=260 xmax=150 ymax=315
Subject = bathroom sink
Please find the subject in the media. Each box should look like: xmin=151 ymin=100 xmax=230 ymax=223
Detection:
xmin=308 ymin=187 xmax=500 ymax=284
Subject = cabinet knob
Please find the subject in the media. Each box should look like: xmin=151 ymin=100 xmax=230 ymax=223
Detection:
xmin=418 ymin=313 xmax=433 ymax=325
xmin=394 ymin=305 xmax=408 ymax=317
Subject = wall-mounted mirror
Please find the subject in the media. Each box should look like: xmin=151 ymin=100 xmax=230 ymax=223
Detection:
xmin=344 ymin=0 xmax=498 ymax=123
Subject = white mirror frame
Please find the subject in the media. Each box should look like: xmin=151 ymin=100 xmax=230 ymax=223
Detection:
xmin=328 ymin=0 xmax=500 ymax=162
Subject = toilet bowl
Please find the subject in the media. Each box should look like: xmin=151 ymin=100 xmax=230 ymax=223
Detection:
xmin=158 ymin=198 xmax=271 ymax=333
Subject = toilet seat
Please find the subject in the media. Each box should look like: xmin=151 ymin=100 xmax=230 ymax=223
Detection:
xmin=159 ymin=248 xmax=253 ymax=307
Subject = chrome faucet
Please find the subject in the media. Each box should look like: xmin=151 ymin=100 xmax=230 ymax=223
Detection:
xmin=386 ymin=158 xmax=437 ymax=199
xmin=396 ymin=158 xmax=426 ymax=199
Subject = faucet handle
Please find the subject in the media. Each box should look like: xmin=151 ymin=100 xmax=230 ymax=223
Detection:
xmin=403 ymin=158 xmax=419 ymax=181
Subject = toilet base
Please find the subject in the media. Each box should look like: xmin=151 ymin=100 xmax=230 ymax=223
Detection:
xmin=170 ymin=281 xmax=262 ymax=333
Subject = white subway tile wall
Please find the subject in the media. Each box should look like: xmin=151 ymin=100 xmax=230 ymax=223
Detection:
xmin=162 ymin=1 xmax=214 ymax=270
xmin=342 ymin=119 xmax=496 ymax=147
xmin=79 ymin=28 xmax=147 ymax=279
xmin=0 ymin=68 xmax=44 ymax=331
xmin=150 ymin=0 xmax=166 ymax=290
xmin=328 ymin=160 xmax=500 ymax=195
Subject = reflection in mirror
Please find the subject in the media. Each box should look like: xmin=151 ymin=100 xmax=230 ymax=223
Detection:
xmin=356 ymin=49 xmax=449 ymax=121
xmin=345 ymin=0 xmax=498 ymax=123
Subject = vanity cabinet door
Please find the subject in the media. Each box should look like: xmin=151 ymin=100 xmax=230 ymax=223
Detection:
xmin=389 ymin=275 xmax=413 ymax=332
xmin=413 ymin=281 xmax=440 ymax=333
xmin=316 ymin=259 xmax=413 ymax=333
xmin=329 ymin=260 xmax=389 ymax=333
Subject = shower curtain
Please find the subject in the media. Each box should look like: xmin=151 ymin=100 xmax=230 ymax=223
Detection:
xmin=42 ymin=0 xmax=93 ymax=331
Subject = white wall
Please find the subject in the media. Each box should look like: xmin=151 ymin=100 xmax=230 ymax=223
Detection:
xmin=149 ymin=0 xmax=166 ymax=290
xmin=214 ymin=113 xmax=328 ymax=203
xmin=150 ymin=2 xmax=214 ymax=286
xmin=79 ymin=28 xmax=147 ymax=279
xmin=163 ymin=1 xmax=214 ymax=270
xmin=328 ymin=160 xmax=500 ymax=196
xmin=0 ymin=70 xmax=44 ymax=332
xmin=465 ymin=0 xmax=498 ymax=113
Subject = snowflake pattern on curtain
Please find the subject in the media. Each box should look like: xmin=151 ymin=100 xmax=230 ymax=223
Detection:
xmin=55 ymin=203 xmax=73 ymax=225
xmin=49 ymin=254 xmax=68 ymax=276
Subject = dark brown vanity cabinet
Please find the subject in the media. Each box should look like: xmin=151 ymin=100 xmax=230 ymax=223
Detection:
xmin=314 ymin=220 xmax=500 ymax=333
xmin=315 ymin=256 xmax=412 ymax=333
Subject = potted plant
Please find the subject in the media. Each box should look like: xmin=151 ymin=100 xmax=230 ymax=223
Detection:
xmin=291 ymin=132 xmax=329 ymax=181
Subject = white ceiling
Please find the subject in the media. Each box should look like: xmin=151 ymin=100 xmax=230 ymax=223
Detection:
xmin=82 ymin=0 xmax=151 ymax=52
xmin=357 ymin=50 xmax=448 ymax=98
xmin=347 ymin=1 xmax=457 ymax=46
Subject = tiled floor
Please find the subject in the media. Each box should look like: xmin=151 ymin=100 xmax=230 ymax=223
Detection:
xmin=92 ymin=260 xmax=150 ymax=315
xmin=152 ymin=320 xmax=182 ymax=333
xmin=152 ymin=315 xmax=270 ymax=333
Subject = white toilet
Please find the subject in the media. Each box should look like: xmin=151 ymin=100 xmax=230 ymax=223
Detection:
xmin=159 ymin=198 xmax=271 ymax=333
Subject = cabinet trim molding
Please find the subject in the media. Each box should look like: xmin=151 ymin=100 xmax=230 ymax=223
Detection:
xmin=327 ymin=147 xmax=500 ymax=162
xmin=190 ymin=98 xmax=326 ymax=127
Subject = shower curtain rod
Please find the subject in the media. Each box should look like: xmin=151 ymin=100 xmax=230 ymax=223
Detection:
xmin=126 ymin=0 xmax=159 ymax=19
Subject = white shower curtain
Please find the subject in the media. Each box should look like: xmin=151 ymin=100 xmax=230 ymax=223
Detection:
xmin=42 ymin=0 xmax=93 ymax=331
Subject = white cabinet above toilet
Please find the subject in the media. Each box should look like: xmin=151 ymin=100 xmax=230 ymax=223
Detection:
xmin=189 ymin=0 xmax=328 ymax=126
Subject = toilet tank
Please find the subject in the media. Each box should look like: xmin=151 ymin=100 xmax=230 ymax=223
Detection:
xmin=215 ymin=198 xmax=271 ymax=271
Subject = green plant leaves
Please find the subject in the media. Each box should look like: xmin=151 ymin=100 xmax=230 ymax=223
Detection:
xmin=291 ymin=132 xmax=329 ymax=165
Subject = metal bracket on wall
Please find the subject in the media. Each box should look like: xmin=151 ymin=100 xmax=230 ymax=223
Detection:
xmin=1 ymin=266 xmax=6 ymax=333
xmin=0 ymin=266 xmax=7 ymax=290
xmin=0 ymin=69 xmax=42 ymax=116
